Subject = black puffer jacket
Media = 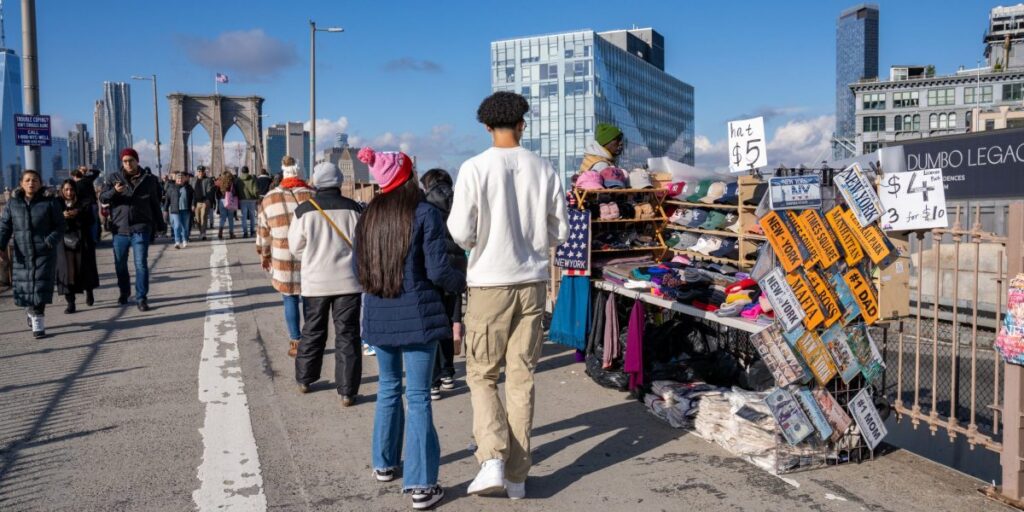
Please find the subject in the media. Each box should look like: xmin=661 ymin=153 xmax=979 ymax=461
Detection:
xmin=424 ymin=181 xmax=468 ymax=323
xmin=98 ymin=168 xmax=166 ymax=236
xmin=0 ymin=188 xmax=65 ymax=307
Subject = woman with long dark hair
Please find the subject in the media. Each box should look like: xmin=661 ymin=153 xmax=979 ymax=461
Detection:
xmin=356 ymin=147 xmax=465 ymax=510
xmin=0 ymin=170 xmax=64 ymax=338
xmin=55 ymin=179 xmax=99 ymax=313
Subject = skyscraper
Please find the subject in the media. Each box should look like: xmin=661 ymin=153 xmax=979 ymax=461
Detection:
xmin=834 ymin=4 xmax=879 ymax=159
xmin=95 ymin=82 xmax=132 ymax=173
xmin=0 ymin=47 xmax=22 ymax=190
xmin=491 ymin=28 xmax=694 ymax=182
xmin=263 ymin=122 xmax=310 ymax=175
xmin=40 ymin=136 xmax=67 ymax=184
xmin=68 ymin=123 xmax=92 ymax=170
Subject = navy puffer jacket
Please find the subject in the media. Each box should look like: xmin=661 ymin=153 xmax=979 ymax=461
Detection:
xmin=0 ymin=188 xmax=65 ymax=307
xmin=360 ymin=202 xmax=466 ymax=347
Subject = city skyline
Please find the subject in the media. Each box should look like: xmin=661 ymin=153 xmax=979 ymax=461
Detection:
xmin=0 ymin=1 xmax=1002 ymax=174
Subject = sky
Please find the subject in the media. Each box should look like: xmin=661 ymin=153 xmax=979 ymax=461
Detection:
xmin=3 ymin=0 xmax=999 ymax=173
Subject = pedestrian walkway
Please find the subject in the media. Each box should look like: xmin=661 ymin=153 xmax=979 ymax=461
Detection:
xmin=0 ymin=237 xmax=1011 ymax=511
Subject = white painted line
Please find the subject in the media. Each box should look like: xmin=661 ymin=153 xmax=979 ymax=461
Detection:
xmin=824 ymin=493 xmax=849 ymax=501
xmin=193 ymin=242 xmax=267 ymax=510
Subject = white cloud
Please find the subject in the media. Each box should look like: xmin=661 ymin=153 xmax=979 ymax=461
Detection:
xmin=134 ymin=138 xmax=249 ymax=172
xmin=347 ymin=124 xmax=484 ymax=175
xmin=694 ymin=115 xmax=836 ymax=172
xmin=178 ymin=29 xmax=299 ymax=82
xmin=304 ymin=116 xmax=350 ymax=153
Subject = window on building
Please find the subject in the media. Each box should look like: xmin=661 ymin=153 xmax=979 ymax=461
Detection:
xmin=1008 ymin=118 xmax=1024 ymax=129
xmin=862 ymin=116 xmax=886 ymax=132
xmin=948 ymin=112 xmax=957 ymax=129
xmin=893 ymin=91 xmax=919 ymax=108
xmin=540 ymin=64 xmax=558 ymax=80
xmin=895 ymin=115 xmax=903 ymax=131
xmin=1004 ymin=83 xmax=1024 ymax=101
xmin=938 ymin=113 xmax=948 ymax=129
xmin=966 ymin=111 xmax=973 ymax=131
xmin=540 ymin=83 xmax=558 ymax=98
xmin=863 ymin=142 xmax=881 ymax=154
xmin=912 ymin=114 xmax=921 ymax=131
xmin=928 ymin=88 xmax=955 ymax=106
xmin=862 ymin=93 xmax=885 ymax=110
xmin=986 ymin=119 xmax=996 ymax=130
xmin=965 ymin=85 xmax=993 ymax=104
xmin=929 ymin=113 xmax=938 ymax=129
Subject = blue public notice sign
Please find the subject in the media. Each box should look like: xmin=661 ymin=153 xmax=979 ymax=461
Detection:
xmin=14 ymin=114 xmax=51 ymax=146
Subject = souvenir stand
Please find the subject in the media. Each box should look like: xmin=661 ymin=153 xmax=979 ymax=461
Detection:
xmin=552 ymin=162 xmax=918 ymax=475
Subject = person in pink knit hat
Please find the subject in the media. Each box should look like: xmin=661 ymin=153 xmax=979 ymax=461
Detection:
xmin=356 ymin=146 xmax=465 ymax=510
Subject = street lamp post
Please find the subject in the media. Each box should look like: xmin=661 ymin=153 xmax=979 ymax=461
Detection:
xmin=132 ymin=74 xmax=162 ymax=177
xmin=310 ymin=20 xmax=343 ymax=167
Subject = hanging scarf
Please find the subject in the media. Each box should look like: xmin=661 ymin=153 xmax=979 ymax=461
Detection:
xmin=280 ymin=177 xmax=308 ymax=189
xmin=549 ymin=275 xmax=590 ymax=351
xmin=624 ymin=300 xmax=645 ymax=391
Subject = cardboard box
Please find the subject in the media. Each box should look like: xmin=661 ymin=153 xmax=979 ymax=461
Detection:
xmin=875 ymin=232 xmax=911 ymax=321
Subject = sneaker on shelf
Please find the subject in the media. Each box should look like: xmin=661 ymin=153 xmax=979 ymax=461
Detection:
xmin=430 ymin=387 xmax=442 ymax=401
xmin=411 ymin=485 xmax=445 ymax=510
xmin=439 ymin=377 xmax=455 ymax=390
xmin=468 ymin=459 xmax=505 ymax=495
xmin=505 ymin=479 xmax=526 ymax=500
xmin=373 ymin=468 xmax=396 ymax=482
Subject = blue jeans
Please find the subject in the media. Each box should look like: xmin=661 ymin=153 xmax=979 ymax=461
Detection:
xmin=112 ymin=232 xmax=151 ymax=300
xmin=372 ymin=342 xmax=440 ymax=491
xmin=283 ymin=294 xmax=302 ymax=341
xmin=240 ymin=200 xmax=257 ymax=236
xmin=170 ymin=211 xmax=190 ymax=244
xmin=218 ymin=203 xmax=235 ymax=234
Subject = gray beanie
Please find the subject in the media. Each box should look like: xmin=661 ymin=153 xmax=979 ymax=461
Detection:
xmin=311 ymin=161 xmax=343 ymax=188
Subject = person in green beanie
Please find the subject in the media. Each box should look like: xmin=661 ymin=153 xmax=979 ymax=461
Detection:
xmin=579 ymin=122 xmax=625 ymax=173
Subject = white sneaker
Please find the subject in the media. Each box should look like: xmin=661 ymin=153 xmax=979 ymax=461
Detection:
xmin=174 ymin=243 xmax=181 ymax=249
xmin=182 ymin=241 xmax=188 ymax=248
xmin=467 ymin=459 xmax=505 ymax=495
xmin=505 ymin=479 xmax=525 ymax=500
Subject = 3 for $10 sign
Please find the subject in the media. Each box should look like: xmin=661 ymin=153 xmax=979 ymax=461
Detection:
xmin=879 ymin=168 xmax=949 ymax=232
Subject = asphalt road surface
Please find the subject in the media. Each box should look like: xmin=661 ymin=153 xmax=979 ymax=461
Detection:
xmin=0 ymin=237 xmax=1011 ymax=511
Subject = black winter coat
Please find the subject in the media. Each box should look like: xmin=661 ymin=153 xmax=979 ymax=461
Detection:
xmin=0 ymin=188 xmax=65 ymax=307
xmin=75 ymin=168 xmax=101 ymax=208
xmin=164 ymin=183 xmax=194 ymax=214
xmin=99 ymin=169 xmax=166 ymax=236
xmin=424 ymin=181 xmax=468 ymax=323
xmin=55 ymin=199 xmax=99 ymax=295
xmin=360 ymin=202 xmax=466 ymax=347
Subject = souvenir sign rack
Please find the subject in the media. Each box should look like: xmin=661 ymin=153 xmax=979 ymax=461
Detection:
xmin=587 ymin=163 xmax=910 ymax=474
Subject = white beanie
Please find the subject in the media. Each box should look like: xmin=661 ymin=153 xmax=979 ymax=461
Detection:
xmin=282 ymin=164 xmax=301 ymax=178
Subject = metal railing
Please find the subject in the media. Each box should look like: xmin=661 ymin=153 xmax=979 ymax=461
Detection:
xmin=885 ymin=205 xmax=1006 ymax=453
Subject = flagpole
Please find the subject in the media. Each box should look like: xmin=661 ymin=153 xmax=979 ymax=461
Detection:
xmin=214 ymin=74 xmax=218 ymax=95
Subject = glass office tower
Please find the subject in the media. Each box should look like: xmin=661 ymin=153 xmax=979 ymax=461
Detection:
xmin=0 ymin=48 xmax=22 ymax=190
xmin=491 ymin=28 xmax=694 ymax=183
xmin=835 ymin=4 xmax=879 ymax=159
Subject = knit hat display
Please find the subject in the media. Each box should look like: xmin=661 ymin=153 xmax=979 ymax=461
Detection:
xmin=120 ymin=148 xmax=139 ymax=161
xmin=311 ymin=161 xmax=343 ymax=188
xmin=358 ymin=147 xmax=413 ymax=194
xmin=595 ymin=123 xmax=623 ymax=146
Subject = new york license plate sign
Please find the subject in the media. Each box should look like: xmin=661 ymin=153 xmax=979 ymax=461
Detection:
xmin=769 ymin=175 xmax=822 ymax=210
xmin=835 ymin=163 xmax=883 ymax=227
xmin=759 ymin=267 xmax=805 ymax=332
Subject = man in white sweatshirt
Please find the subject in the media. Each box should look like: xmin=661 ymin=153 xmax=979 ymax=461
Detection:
xmin=448 ymin=91 xmax=569 ymax=499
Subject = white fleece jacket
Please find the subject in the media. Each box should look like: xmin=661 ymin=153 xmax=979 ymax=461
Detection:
xmin=448 ymin=146 xmax=569 ymax=287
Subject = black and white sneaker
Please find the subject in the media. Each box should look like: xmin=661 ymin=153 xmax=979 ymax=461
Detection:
xmin=411 ymin=485 xmax=444 ymax=510
xmin=373 ymin=468 xmax=396 ymax=482
xmin=430 ymin=387 xmax=442 ymax=401
xmin=439 ymin=377 xmax=455 ymax=391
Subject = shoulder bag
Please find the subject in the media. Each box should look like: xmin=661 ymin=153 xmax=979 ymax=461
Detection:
xmin=307 ymin=198 xmax=352 ymax=248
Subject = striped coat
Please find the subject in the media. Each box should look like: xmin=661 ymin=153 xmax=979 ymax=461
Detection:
xmin=256 ymin=185 xmax=314 ymax=295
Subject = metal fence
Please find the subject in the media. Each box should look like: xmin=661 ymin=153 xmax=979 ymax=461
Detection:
xmin=883 ymin=205 xmax=1006 ymax=453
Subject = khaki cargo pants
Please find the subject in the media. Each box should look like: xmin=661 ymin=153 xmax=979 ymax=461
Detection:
xmin=463 ymin=282 xmax=546 ymax=483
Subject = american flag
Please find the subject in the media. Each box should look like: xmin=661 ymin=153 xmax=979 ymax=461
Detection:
xmin=215 ymin=73 xmax=230 ymax=84
xmin=555 ymin=209 xmax=591 ymax=276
